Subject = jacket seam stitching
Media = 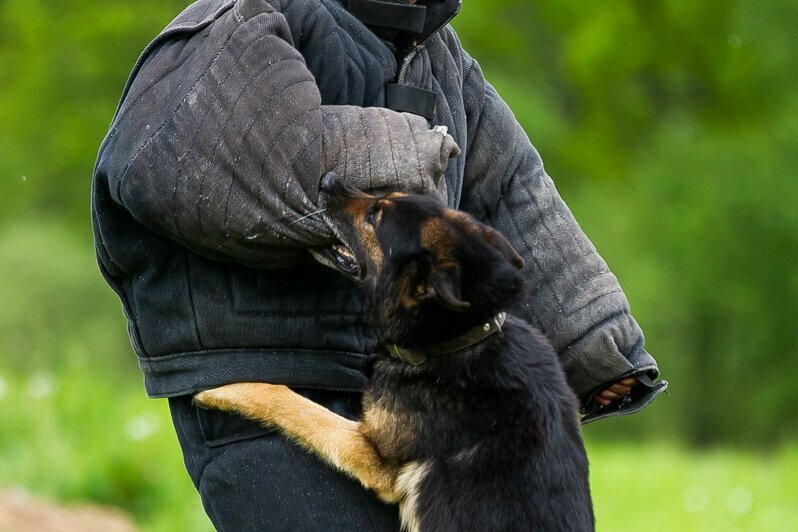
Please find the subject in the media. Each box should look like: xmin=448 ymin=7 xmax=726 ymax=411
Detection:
xmin=277 ymin=129 xmax=325 ymax=228
xmin=167 ymin=35 xmax=298 ymax=234
xmin=140 ymin=347 xmax=368 ymax=364
xmin=192 ymin=56 xmax=309 ymax=236
xmin=499 ymin=194 xmax=566 ymax=313
xmin=561 ymin=310 xmax=630 ymax=355
xmin=565 ymin=287 xmax=624 ymax=318
xmin=182 ymin=249 xmax=207 ymax=349
xmin=380 ymin=110 xmax=401 ymax=190
xmin=116 ymin=15 xmax=244 ymax=198
xmin=402 ymin=114 xmax=425 ymax=193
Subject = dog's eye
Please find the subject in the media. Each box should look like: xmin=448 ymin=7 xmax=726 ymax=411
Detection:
xmin=365 ymin=203 xmax=382 ymax=226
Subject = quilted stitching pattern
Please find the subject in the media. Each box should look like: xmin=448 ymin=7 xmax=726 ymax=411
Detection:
xmin=106 ymin=1 xmax=458 ymax=267
xmin=92 ymin=0 xmax=664 ymax=412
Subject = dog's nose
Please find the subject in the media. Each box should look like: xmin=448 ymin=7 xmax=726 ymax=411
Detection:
xmin=319 ymin=172 xmax=371 ymax=199
xmin=320 ymin=171 xmax=338 ymax=192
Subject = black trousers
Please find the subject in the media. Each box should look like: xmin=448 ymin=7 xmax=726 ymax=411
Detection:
xmin=168 ymin=390 xmax=400 ymax=531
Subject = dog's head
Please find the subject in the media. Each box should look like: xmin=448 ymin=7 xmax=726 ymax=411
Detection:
xmin=312 ymin=172 xmax=525 ymax=349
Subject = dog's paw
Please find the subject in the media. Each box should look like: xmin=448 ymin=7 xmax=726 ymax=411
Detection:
xmin=193 ymin=382 xmax=276 ymax=413
xmin=193 ymin=386 xmax=234 ymax=411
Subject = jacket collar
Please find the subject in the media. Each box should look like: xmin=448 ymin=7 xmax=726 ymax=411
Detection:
xmin=388 ymin=311 xmax=506 ymax=365
xmin=414 ymin=0 xmax=462 ymax=46
xmin=344 ymin=0 xmax=462 ymax=49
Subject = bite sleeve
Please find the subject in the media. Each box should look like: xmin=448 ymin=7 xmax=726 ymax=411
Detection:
xmin=458 ymin=55 xmax=667 ymax=422
xmin=100 ymin=7 xmax=458 ymax=268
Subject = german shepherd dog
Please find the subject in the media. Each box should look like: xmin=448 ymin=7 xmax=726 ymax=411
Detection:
xmin=196 ymin=173 xmax=594 ymax=531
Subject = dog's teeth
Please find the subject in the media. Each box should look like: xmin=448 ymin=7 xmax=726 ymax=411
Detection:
xmin=329 ymin=243 xmax=359 ymax=273
xmin=334 ymin=244 xmax=354 ymax=261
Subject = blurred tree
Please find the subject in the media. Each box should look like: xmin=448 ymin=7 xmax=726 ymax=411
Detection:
xmin=0 ymin=0 xmax=795 ymax=446
xmin=0 ymin=0 xmax=187 ymax=230
xmin=452 ymin=0 xmax=798 ymax=446
xmin=455 ymin=0 xmax=796 ymax=182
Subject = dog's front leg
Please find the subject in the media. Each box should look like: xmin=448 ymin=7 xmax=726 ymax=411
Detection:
xmin=195 ymin=383 xmax=400 ymax=503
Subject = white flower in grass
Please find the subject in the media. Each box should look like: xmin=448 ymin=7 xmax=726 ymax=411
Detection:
xmin=725 ymin=485 xmax=753 ymax=515
xmin=26 ymin=372 xmax=57 ymax=399
xmin=682 ymin=485 xmax=709 ymax=514
xmin=125 ymin=414 xmax=160 ymax=441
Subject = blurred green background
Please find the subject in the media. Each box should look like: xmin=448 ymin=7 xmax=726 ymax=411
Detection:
xmin=1 ymin=0 xmax=796 ymax=530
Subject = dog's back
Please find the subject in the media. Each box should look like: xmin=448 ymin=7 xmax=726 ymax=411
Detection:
xmin=319 ymin=177 xmax=594 ymax=530
xmin=195 ymin=181 xmax=595 ymax=531
xmin=366 ymin=317 xmax=593 ymax=531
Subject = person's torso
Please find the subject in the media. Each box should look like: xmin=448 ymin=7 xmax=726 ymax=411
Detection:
xmin=92 ymin=0 xmax=469 ymax=379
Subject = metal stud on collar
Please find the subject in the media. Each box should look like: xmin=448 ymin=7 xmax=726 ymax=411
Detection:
xmin=495 ymin=312 xmax=506 ymax=333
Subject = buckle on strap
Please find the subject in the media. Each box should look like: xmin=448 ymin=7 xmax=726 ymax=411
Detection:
xmin=348 ymin=0 xmax=427 ymax=34
xmin=385 ymin=84 xmax=437 ymax=119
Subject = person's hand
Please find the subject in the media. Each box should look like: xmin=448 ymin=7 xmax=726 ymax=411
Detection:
xmin=594 ymin=377 xmax=636 ymax=406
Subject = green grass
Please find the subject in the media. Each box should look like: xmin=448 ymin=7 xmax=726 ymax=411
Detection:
xmin=587 ymin=442 xmax=798 ymax=531
xmin=2 ymin=366 xmax=796 ymax=531
xmin=0 ymin=220 xmax=212 ymax=531
xmin=0 ymin=369 xmax=212 ymax=532
xmin=2 ymin=221 xmax=796 ymax=531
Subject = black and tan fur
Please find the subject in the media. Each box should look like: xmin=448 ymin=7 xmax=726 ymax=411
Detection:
xmin=196 ymin=174 xmax=594 ymax=531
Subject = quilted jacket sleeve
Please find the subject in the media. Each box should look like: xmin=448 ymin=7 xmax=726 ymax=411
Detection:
xmin=98 ymin=1 xmax=457 ymax=267
xmin=458 ymin=54 xmax=667 ymax=422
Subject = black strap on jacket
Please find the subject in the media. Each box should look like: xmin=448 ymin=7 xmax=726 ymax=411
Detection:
xmin=347 ymin=0 xmax=437 ymax=120
xmin=384 ymin=84 xmax=437 ymax=119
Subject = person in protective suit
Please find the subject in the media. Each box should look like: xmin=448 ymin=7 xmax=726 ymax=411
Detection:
xmin=92 ymin=0 xmax=667 ymax=529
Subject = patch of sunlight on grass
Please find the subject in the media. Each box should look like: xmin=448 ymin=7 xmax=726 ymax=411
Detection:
xmin=587 ymin=441 xmax=798 ymax=531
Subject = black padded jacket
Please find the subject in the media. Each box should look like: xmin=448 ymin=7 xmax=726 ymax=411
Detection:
xmin=92 ymin=0 xmax=666 ymax=422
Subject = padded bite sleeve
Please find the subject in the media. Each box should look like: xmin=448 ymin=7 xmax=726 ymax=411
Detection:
xmin=458 ymin=53 xmax=667 ymax=420
xmin=98 ymin=1 xmax=458 ymax=268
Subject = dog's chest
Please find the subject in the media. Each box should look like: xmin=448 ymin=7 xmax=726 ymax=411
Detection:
xmin=361 ymin=400 xmax=422 ymax=461
xmin=361 ymin=363 xmax=489 ymax=461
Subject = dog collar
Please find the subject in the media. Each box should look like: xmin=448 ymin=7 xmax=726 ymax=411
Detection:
xmin=388 ymin=312 xmax=507 ymax=365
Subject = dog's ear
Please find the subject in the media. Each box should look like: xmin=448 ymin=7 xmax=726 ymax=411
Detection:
xmin=417 ymin=259 xmax=471 ymax=312
xmin=481 ymin=225 xmax=525 ymax=270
